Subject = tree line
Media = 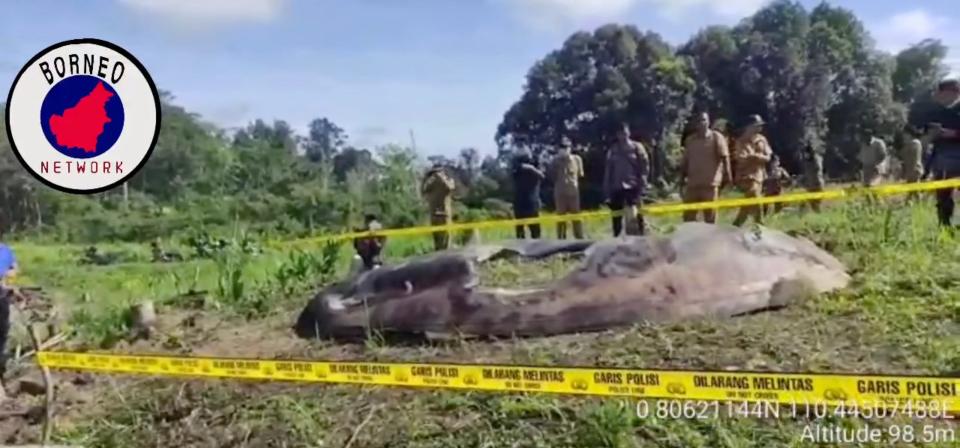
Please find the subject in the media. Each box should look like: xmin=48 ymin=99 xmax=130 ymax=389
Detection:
xmin=0 ymin=0 xmax=952 ymax=243
xmin=497 ymin=0 xmax=950 ymax=208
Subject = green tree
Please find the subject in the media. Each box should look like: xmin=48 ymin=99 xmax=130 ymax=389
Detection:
xmin=497 ymin=24 xmax=695 ymax=202
xmin=893 ymin=39 xmax=950 ymax=104
xmin=130 ymin=98 xmax=233 ymax=202
xmin=304 ymin=117 xmax=347 ymax=163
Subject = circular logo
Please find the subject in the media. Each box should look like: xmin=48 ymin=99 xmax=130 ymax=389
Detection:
xmin=5 ymin=38 xmax=160 ymax=194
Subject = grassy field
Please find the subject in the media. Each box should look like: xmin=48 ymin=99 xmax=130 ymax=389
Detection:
xmin=5 ymin=193 xmax=960 ymax=447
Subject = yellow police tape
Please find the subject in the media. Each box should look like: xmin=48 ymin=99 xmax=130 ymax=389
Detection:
xmin=275 ymin=179 xmax=960 ymax=246
xmin=36 ymin=351 xmax=959 ymax=413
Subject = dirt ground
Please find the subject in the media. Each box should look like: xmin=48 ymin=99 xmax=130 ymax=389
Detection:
xmin=3 ymin=206 xmax=960 ymax=447
xmin=2 ymin=285 xmax=957 ymax=447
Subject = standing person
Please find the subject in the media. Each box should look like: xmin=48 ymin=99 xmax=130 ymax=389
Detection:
xmin=512 ymin=152 xmax=545 ymax=239
xmin=679 ymin=112 xmax=731 ymax=223
xmin=604 ymin=123 xmax=650 ymax=236
xmin=800 ymin=144 xmax=825 ymax=212
xmin=731 ymin=115 xmax=773 ymax=227
xmin=762 ymin=154 xmax=791 ymax=216
xmin=352 ymin=214 xmax=386 ymax=272
xmin=901 ymin=126 xmax=925 ymax=202
xmin=860 ymin=135 xmax=889 ymax=187
xmin=925 ymin=79 xmax=960 ymax=227
xmin=550 ymin=137 xmax=585 ymax=239
xmin=0 ymin=242 xmax=19 ymax=388
xmin=421 ymin=163 xmax=456 ymax=251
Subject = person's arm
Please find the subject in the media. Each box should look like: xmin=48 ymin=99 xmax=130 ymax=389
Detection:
xmin=635 ymin=142 xmax=650 ymax=182
xmin=523 ymin=163 xmax=545 ymax=179
xmin=874 ymin=139 xmax=888 ymax=159
xmin=750 ymin=137 xmax=773 ymax=163
xmin=576 ymin=156 xmax=584 ymax=179
xmin=437 ymin=172 xmax=455 ymax=193
xmin=923 ymin=147 xmax=937 ymax=180
xmin=679 ymin=144 xmax=689 ymax=181
xmin=730 ymin=139 xmax=745 ymax=163
xmin=602 ymin=150 xmax=614 ymax=198
xmin=714 ymin=132 xmax=732 ymax=186
xmin=780 ymin=168 xmax=792 ymax=186
xmin=934 ymin=119 xmax=960 ymax=139
xmin=421 ymin=173 xmax=434 ymax=196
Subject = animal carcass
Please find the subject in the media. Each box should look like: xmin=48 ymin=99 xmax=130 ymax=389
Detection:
xmin=294 ymin=223 xmax=850 ymax=340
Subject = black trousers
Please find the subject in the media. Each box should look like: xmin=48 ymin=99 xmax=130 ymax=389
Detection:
xmin=0 ymin=288 xmax=10 ymax=379
xmin=933 ymin=168 xmax=960 ymax=226
xmin=609 ymin=188 xmax=646 ymax=236
xmin=514 ymin=200 xmax=541 ymax=239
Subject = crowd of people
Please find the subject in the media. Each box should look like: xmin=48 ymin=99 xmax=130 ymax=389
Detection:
xmin=404 ymin=78 xmax=960 ymax=258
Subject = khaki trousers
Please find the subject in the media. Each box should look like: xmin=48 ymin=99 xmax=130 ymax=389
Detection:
xmin=682 ymin=185 xmax=719 ymax=223
xmin=554 ymin=186 xmax=583 ymax=239
xmin=732 ymin=181 xmax=763 ymax=227
xmin=430 ymin=212 xmax=450 ymax=251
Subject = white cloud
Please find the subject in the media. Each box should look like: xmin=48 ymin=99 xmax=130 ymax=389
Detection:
xmin=874 ymin=9 xmax=951 ymax=53
xmin=871 ymin=9 xmax=959 ymax=76
xmin=496 ymin=0 xmax=769 ymax=30
xmin=494 ymin=0 xmax=636 ymax=31
xmin=650 ymin=0 xmax=769 ymax=21
xmin=947 ymin=58 xmax=960 ymax=77
xmin=116 ymin=0 xmax=286 ymax=27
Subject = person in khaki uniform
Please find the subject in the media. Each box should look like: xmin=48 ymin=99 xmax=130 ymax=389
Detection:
xmin=901 ymin=126 xmax=924 ymax=202
xmin=859 ymin=136 xmax=889 ymax=187
xmin=604 ymin=123 xmax=650 ymax=236
xmin=762 ymin=154 xmax=791 ymax=216
xmin=680 ymin=112 xmax=731 ymax=223
xmin=550 ymin=137 xmax=585 ymax=239
xmin=800 ymin=144 xmax=825 ymax=212
xmin=859 ymin=135 xmax=888 ymax=206
xmin=731 ymin=115 xmax=772 ymax=227
xmin=421 ymin=164 xmax=456 ymax=251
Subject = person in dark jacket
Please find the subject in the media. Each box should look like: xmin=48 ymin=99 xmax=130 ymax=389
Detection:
xmin=0 ymin=242 xmax=19 ymax=386
xmin=925 ymin=79 xmax=960 ymax=227
xmin=512 ymin=152 xmax=545 ymax=239
xmin=603 ymin=123 xmax=650 ymax=236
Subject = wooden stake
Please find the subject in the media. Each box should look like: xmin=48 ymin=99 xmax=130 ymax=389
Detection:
xmin=27 ymin=323 xmax=53 ymax=445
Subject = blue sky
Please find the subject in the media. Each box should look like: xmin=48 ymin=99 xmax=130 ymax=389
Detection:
xmin=2 ymin=0 xmax=957 ymax=157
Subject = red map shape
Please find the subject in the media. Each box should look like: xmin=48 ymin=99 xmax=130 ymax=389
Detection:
xmin=49 ymin=81 xmax=114 ymax=153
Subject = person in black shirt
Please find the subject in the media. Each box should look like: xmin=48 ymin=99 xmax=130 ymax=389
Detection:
xmin=512 ymin=152 xmax=545 ymax=239
xmin=352 ymin=214 xmax=386 ymax=271
xmin=925 ymin=79 xmax=960 ymax=227
xmin=0 ymin=242 xmax=18 ymax=389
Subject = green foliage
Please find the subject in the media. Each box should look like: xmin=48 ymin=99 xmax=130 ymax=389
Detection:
xmin=214 ymin=252 xmax=249 ymax=306
xmin=68 ymin=306 xmax=129 ymax=348
xmin=497 ymin=0 xmax=947 ymax=188
xmin=272 ymin=242 xmax=341 ymax=296
xmin=496 ymin=24 xmax=696 ymax=197
xmin=1 ymin=4 xmax=954 ymax=244
xmin=188 ymin=233 xmax=234 ymax=259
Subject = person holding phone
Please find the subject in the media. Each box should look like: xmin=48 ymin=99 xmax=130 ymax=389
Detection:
xmin=925 ymin=79 xmax=960 ymax=227
xmin=511 ymin=152 xmax=545 ymax=239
